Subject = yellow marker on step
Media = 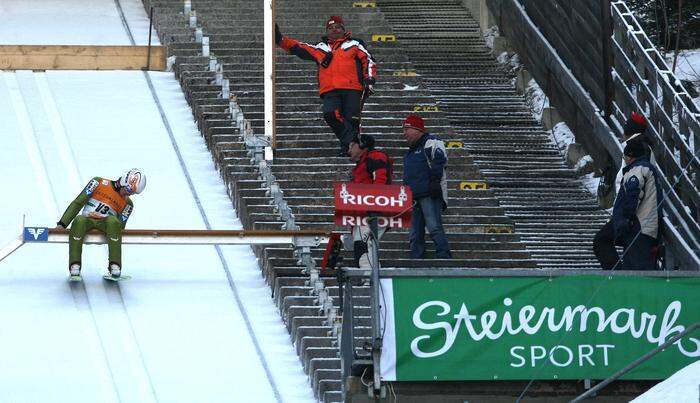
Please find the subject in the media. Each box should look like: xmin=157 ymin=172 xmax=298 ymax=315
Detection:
xmin=446 ymin=141 xmax=464 ymax=149
xmin=413 ymin=104 xmax=439 ymax=112
xmin=372 ymin=34 xmax=396 ymax=42
xmin=353 ymin=1 xmax=376 ymax=7
xmin=393 ymin=69 xmax=418 ymax=77
xmin=484 ymin=225 xmax=514 ymax=234
xmin=460 ymin=181 xmax=489 ymax=190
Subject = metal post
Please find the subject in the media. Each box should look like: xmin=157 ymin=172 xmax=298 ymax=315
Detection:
xmin=263 ymin=0 xmax=276 ymax=153
xmin=571 ymin=322 xmax=700 ymax=402
xmin=369 ymin=216 xmax=382 ymax=397
xmin=600 ymin=0 xmax=613 ymax=118
xmin=340 ymin=278 xmax=356 ymax=382
xmin=146 ymin=7 xmax=154 ymax=70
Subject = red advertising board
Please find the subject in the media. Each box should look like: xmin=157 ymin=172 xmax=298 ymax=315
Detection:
xmin=333 ymin=183 xmax=412 ymax=229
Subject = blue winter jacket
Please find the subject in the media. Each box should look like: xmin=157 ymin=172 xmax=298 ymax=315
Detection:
xmin=612 ymin=156 xmax=662 ymax=243
xmin=403 ymin=132 xmax=448 ymax=205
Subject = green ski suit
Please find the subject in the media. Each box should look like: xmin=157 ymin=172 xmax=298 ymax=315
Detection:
xmin=57 ymin=177 xmax=134 ymax=267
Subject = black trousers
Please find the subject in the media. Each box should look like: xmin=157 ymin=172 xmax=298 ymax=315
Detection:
xmin=621 ymin=233 xmax=656 ymax=270
xmin=321 ymin=89 xmax=363 ymax=151
xmin=594 ymin=219 xmax=657 ymax=270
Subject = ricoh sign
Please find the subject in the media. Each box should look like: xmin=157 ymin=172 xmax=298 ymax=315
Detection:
xmin=334 ymin=183 xmax=412 ymax=228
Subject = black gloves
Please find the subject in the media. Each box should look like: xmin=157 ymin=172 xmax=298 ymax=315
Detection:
xmin=275 ymin=23 xmax=282 ymax=45
xmin=363 ymin=77 xmax=375 ymax=95
xmin=429 ymin=180 xmax=442 ymax=199
xmin=320 ymin=52 xmax=333 ymax=68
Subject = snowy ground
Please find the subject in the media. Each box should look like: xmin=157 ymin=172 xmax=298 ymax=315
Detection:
xmin=633 ymin=360 xmax=700 ymax=403
xmin=0 ymin=0 xmax=155 ymax=46
xmin=665 ymin=49 xmax=700 ymax=110
xmin=0 ymin=1 xmax=314 ymax=402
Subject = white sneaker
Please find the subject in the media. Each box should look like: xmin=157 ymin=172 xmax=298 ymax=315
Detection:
xmin=69 ymin=263 xmax=81 ymax=276
xmin=108 ymin=263 xmax=121 ymax=277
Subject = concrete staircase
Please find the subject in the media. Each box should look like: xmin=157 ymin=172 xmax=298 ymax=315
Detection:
xmin=143 ymin=0 xmax=561 ymax=401
xmin=376 ymin=0 xmax=609 ymax=270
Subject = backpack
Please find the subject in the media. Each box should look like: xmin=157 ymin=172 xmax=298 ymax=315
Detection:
xmin=597 ymin=163 xmax=616 ymax=209
xmin=366 ymin=150 xmax=393 ymax=184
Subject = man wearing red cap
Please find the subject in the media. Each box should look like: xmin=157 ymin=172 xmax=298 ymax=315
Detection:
xmin=276 ymin=16 xmax=377 ymax=155
xmin=402 ymin=114 xmax=452 ymax=259
xmin=594 ymin=112 xmax=657 ymax=269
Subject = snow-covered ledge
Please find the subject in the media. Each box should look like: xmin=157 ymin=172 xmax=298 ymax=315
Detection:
xmin=485 ymin=26 xmax=598 ymax=194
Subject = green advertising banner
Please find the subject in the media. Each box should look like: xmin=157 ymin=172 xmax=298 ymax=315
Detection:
xmin=379 ymin=276 xmax=700 ymax=381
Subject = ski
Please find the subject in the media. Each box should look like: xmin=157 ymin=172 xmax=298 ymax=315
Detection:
xmin=102 ymin=275 xmax=131 ymax=282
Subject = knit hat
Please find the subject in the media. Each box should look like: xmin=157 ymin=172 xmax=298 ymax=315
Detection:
xmin=352 ymin=134 xmax=375 ymax=150
xmin=623 ymin=112 xmax=648 ymax=137
xmin=623 ymin=138 xmax=646 ymax=159
xmin=326 ymin=15 xmax=345 ymax=29
xmin=403 ymin=114 xmax=425 ymax=132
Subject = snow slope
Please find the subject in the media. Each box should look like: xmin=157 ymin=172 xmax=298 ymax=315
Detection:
xmin=0 ymin=1 xmax=313 ymax=402
xmin=0 ymin=0 xmax=157 ymax=46
xmin=0 ymin=69 xmax=314 ymax=403
xmin=632 ymin=360 xmax=700 ymax=403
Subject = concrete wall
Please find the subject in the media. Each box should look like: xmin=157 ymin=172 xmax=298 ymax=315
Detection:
xmin=461 ymin=0 xmax=496 ymax=34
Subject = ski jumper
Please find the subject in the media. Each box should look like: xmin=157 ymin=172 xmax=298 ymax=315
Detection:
xmin=58 ymin=177 xmax=134 ymax=267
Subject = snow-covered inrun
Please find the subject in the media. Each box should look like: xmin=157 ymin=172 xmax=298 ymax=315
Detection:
xmin=0 ymin=1 xmax=314 ymax=402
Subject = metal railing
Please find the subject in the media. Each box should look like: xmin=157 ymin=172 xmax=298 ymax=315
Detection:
xmin=572 ymin=322 xmax=700 ymax=402
xmin=487 ymin=0 xmax=699 ymax=269
xmin=610 ymin=1 xmax=700 ymax=269
xmin=337 ymin=219 xmax=384 ymax=399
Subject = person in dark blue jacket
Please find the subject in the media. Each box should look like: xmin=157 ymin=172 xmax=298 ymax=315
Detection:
xmin=402 ymin=114 xmax=451 ymax=259
xmin=611 ymin=139 xmax=662 ymax=270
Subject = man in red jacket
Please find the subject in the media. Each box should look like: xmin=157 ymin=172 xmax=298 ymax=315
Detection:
xmin=277 ymin=16 xmax=377 ymax=156
xmin=348 ymin=134 xmax=392 ymax=268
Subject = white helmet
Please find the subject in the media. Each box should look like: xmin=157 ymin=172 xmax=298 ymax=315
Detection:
xmin=119 ymin=168 xmax=147 ymax=194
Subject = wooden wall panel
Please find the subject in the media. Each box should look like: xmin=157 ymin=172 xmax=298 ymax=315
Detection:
xmin=519 ymin=0 xmax=607 ymax=109
xmin=0 ymin=45 xmax=167 ymax=70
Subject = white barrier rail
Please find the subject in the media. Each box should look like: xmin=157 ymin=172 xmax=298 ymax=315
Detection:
xmin=0 ymin=227 xmax=330 ymax=263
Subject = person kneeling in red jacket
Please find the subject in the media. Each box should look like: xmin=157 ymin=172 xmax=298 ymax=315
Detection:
xmin=347 ymin=135 xmax=392 ymax=268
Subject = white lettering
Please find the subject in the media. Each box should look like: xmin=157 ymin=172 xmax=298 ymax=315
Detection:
xmin=518 ymin=305 xmax=538 ymax=334
xmin=409 ymin=299 xmax=699 ymax=359
xmin=341 ymin=193 xmax=404 ymax=207
xmin=530 ymin=345 xmax=547 ymax=367
xmin=578 ymin=344 xmax=595 ymax=366
xmin=549 ymin=345 xmax=573 ymax=367
xmin=410 ymin=301 xmax=458 ymax=358
xmin=510 ymin=346 xmax=526 ymax=368
xmin=598 ymin=344 xmax=615 ymax=366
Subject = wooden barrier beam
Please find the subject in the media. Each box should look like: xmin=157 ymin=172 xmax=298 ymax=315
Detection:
xmin=0 ymin=45 xmax=167 ymax=71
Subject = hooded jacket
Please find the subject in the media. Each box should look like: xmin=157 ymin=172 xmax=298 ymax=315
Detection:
xmin=403 ymin=133 xmax=448 ymax=208
xmin=351 ymin=149 xmax=392 ymax=185
xmin=278 ymin=31 xmax=376 ymax=95
xmin=612 ymin=156 xmax=662 ymax=243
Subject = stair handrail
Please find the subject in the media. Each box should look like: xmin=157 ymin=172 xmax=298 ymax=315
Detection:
xmin=609 ymin=0 xmax=700 ymax=264
xmin=487 ymin=0 xmax=699 ymax=269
